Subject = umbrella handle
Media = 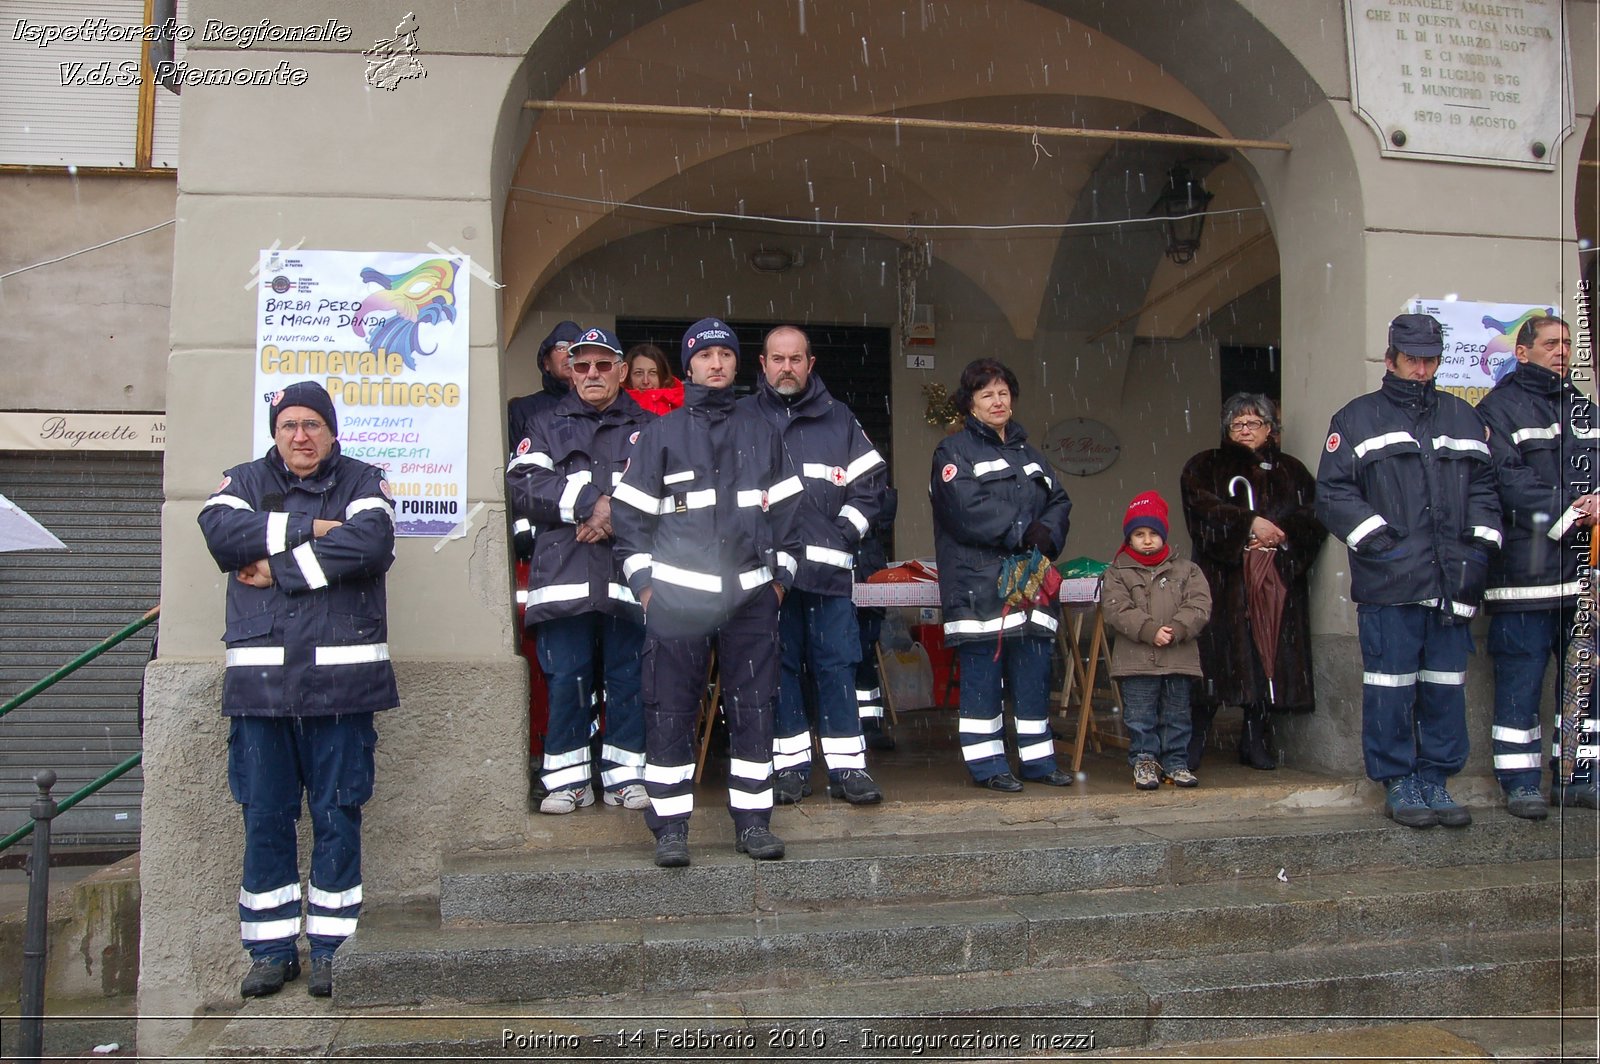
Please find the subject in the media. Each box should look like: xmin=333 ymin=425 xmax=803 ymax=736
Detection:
xmin=1227 ymin=475 xmax=1256 ymax=513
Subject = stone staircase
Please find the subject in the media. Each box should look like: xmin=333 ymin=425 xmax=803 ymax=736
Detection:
xmin=185 ymin=788 xmax=1599 ymax=1060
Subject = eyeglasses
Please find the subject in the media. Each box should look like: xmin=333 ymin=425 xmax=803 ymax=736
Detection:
xmin=1229 ymin=418 xmax=1268 ymax=432
xmin=571 ymin=359 xmax=616 ymax=375
xmin=276 ymin=419 xmax=327 ymax=436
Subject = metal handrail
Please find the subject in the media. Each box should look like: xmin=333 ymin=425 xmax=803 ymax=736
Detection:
xmin=0 ymin=752 xmax=142 ymax=854
xmin=0 ymin=605 xmax=160 ymax=721
xmin=0 ymin=605 xmax=159 ymax=853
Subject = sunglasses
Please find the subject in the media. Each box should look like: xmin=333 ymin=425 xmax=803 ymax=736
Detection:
xmin=571 ymin=359 xmax=617 ymax=375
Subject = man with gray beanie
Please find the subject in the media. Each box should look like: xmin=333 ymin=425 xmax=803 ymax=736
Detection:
xmin=198 ymin=380 xmax=398 ymax=999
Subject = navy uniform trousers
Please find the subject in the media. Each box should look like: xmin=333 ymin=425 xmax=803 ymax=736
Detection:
xmin=228 ymin=713 xmax=375 ymax=962
xmin=642 ymin=590 xmax=780 ymax=837
xmin=957 ymin=634 xmax=1060 ymax=782
xmin=774 ymin=590 xmax=867 ymax=783
xmin=1489 ymin=607 xmax=1597 ymax=791
xmin=1357 ymin=604 xmax=1471 ymax=783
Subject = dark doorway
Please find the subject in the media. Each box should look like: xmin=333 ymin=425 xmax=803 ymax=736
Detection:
xmin=616 ymin=319 xmax=896 ymax=476
xmin=1219 ymin=345 xmax=1281 ymax=409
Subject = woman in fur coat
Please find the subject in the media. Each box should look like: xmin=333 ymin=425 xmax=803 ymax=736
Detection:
xmin=1178 ymin=394 xmax=1328 ymax=769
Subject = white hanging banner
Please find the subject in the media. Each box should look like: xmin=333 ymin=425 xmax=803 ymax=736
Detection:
xmin=255 ymin=249 xmax=469 ymax=536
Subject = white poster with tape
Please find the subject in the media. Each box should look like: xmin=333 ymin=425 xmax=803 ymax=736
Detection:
xmin=255 ymin=249 xmax=469 ymax=536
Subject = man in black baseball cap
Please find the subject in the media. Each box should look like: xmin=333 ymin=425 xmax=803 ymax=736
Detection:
xmin=1316 ymin=312 xmax=1501 ymax=831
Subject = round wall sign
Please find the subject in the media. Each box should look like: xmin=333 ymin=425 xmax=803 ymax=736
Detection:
xmin=1042 ymin=417 xmax=1120 ymax=476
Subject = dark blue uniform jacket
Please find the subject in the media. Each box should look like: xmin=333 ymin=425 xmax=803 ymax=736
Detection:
xmin=198 ymin=444 xmax=399 ymax=717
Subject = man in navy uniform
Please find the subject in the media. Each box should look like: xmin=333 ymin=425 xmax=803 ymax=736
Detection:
xmin=198 ymin=381 xmax=398 ymax=998
xmin=1476 ymin=315 xmax=1600 ymax=817
xmin=1316 ymin=314 xmax=1502 ymax=829
xmin=507 ymin=327 xmax=654 ymax=814
xmin=744 ymin=325 xmax=888 ymax=805
xmin=612 ymin=318 xmax=804 ymax=867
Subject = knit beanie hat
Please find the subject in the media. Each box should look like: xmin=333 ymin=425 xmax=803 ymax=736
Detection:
xmin=1122 ymin=490 xmax=1169 ymax=541
xmin=538 ymin=320 xmax=584 ymax=371
xmin=681 ymin=317 xmax=739 ymax=369
xmin=269 ymin=380 xmax=339 ymax=438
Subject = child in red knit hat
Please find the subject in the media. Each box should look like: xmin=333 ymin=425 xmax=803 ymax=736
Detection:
xmin=1101 ymin=491 xmax=1213 ymax=790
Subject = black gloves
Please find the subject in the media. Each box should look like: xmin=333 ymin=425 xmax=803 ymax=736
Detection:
xmin=1022 ymin=521 xmax=1055 ymax=556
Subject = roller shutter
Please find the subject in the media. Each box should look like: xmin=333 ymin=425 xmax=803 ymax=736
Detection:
xmin=0 ymin=452 xmax=161 ymax=843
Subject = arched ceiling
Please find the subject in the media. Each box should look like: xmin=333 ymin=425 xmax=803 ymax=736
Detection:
xmin=501 ymin=0 xmax=1272 ymax=342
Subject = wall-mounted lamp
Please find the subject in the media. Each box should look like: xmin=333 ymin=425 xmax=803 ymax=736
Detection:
xmin=1149 ymin=164 xmax=1215 ymax=266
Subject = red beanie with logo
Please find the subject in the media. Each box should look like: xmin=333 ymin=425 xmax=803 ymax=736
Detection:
xmin=1122 ymin=490 xmax=1169 ymax=541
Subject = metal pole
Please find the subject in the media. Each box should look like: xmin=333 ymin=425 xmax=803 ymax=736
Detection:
xmin=0 ymin=752 xmax=142 ymax=855
xmin=19 ymin=769 xmax=58 ymax=1063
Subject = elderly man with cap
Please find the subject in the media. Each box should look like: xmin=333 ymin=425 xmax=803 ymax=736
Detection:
xmin=507 ymin=327 xmax=655 ymax=814
xmin=197 ymin=380 xmax=398 ymax=999
xmin=1475 ymin=315 xmax=1600 ymax=818
xmin=611 ymin=317 xmax=805 ymax=867
xmin=1316 ymin=313 xmax=1502 ymax=829
xmin=743 ymin=325 xmax=888 ymax=806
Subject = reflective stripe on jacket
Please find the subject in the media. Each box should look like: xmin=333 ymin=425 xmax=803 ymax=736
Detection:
xmin=611 ymin=382 xmax=804 ymax=638
xmin=198 ymin=444 xmax=399 ymax=717
xmin=506 ymin=388 xmax=654 ymax=625
xmin=1476 ymin=361 xmax=1599 ymax=611
xmin=1315 ymin=374 xmax=1502 ymax=617
xmin=929 ymin=416 xmax=1072 ymax=646
xmin=743 ymin=374 xmax=886 ymax=597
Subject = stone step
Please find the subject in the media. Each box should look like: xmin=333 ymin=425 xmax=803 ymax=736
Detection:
xmin=440 ymin=808 xmax=1597 ymax=925
xmin=195 ymin=931 xmax=1596 ymax=1059
xmin=340 ymin=858 xmax=1595 ymax=1008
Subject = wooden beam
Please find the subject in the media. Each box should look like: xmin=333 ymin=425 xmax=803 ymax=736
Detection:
xmin=524 ymin=100 xmax=1293 ymax=153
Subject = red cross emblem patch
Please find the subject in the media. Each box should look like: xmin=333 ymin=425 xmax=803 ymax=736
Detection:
xmin=829 ymin=466 xmax=847 ymax=486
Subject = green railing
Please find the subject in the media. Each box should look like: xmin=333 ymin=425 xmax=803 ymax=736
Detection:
xmin=0 ymin=605 xmax=158 ymax=853
xmin=0 ymin=605 xmax=159 ymax=721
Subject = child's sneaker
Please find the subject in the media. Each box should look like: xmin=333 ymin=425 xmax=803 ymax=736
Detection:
xmin=539 ymin=785 xmax=594 ymax=815
xmin=1163 ymin=767 xmax=1199 ymax=788
xmin=1133 ymin=758 xmax=1161 ymax=790
xmin=604 ymin=783 xmax=650 ymax=810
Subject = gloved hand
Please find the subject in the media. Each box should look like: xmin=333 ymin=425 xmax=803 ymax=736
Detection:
xmin=1359 ymin=529 xmax=1399 ymax=556
xmin=1021 ymin=521 xmax=1055 ymax=556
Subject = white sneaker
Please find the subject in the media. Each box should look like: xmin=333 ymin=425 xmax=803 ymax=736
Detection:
xmin=604 ymin=783 xmax=650 ymax=810
xmin=539 ymin=786 xmax=594 ymax=815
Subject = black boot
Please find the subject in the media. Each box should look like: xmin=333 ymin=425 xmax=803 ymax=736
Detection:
xmin=1188 ymin=703 xmax=1218 ymax=771
xmin=1238 ymin=703 xmax=1277 ymax=770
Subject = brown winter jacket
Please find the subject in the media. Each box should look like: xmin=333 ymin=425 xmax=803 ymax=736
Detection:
xmin=1101 ymin=550 xmax=1212 ymax=679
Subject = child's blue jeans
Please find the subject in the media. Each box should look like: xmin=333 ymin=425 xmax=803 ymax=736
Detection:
xmin=1120 ymin=674 xmax=1194 ymax=770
